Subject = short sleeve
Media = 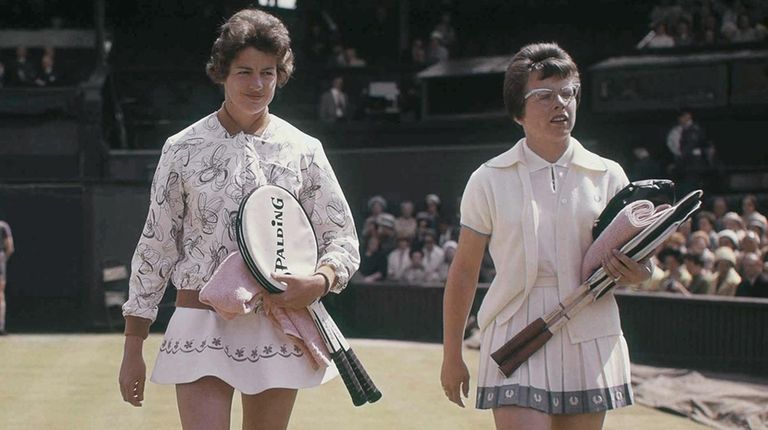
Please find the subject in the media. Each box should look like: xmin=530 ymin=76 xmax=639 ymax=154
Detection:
xmin=607 ymin=161 xmax=630 ymax=200
xmin=460 ymin=169 xmax=493 ymax=236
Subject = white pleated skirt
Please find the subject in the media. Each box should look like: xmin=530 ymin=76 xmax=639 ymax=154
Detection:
xmin=151 ymin=308 xmax=337 ymax=394
xmin=476 ymin=282 xmax=633 ymax=414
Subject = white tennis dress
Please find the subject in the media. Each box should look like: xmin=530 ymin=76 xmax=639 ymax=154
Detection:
xmin=122 ymin=112 xmax=359 ymax=394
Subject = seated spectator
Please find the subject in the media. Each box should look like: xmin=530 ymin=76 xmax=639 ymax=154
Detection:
xmin=319 ymin=76 xmax=349 ymax=123
xmin=361 ymin=195 xmax=388 ymax=241
xmin=436 ymin=240 xmax=457 ymax=282
xmin=406 ymin=38 xmax=427 ymax=68
xmin=735 ymin=252 xmax=768 ymax=298
xmin=699 ymin=14 xmax=724 ymax=45
xmin=717 ymin=228 xmax=740 ymax=251
xmin=741 ymin=194 xmax=764 ymax=224
xmin=432 ymin=12 xmax=456 ymax=49
xmin=11 ymin=46 xmax=35 ymax=86
xmin=729 ymin=13 xmax=762 ymax=42
xmin=425 ymin=193 xmax=442 ymax=230
xmin=713 ymin=246 xmax=741 ymax=296
xmin=665 ymin=231 xmax=688 ymax=253
xmin=35 ymin=54 xmax=58 ymax=87
xmin=344 ymin=48 xmax=366 ymax=67
xmin=694 ymin=211 xmax=719 ymax=249
xmin=412 ymin=211 xmax=431 ymax=250
xmin=674 ymin=19 xmax=696 ymax=46
xmin=387 ymin=236 xmax=412 ymax=281
xmin=740 ymin=230 xmax=761 ymax=255
xmin=437 ymin=217 xmax=458 ymax=247
xmin=688 ymin=231 xmax=716 ymax=269
xmin=684 ymin=253 xmax=714 ymax=294
xmin=711 ymin=196 xmax=729 ymax=229
xmin=358 ymin=235 xmax=387 ymax=283
xmin=746 ymin=216 xmax=767 ymax=249
xmin=421 ymin=229 xmax=444 ymax=277
xmin=376 ymin=213 xmax=397 ymax=254
xmin=657 ymin=248 xmax=692 ymax=294
xmin=646 ymin=22 xmax=676 ymax=48
xmin=402 ymin=249 xmax=439 ymax=284
xmin=425 ymin=31 xmax=449 ymax=64
xmin=395 ymin=200 xmax=417 ymax=242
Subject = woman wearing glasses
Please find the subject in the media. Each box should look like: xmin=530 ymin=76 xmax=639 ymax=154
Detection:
xmin=441 ymin=42 xmax=650 ymax=429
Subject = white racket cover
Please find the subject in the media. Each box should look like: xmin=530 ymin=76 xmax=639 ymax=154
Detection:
xmin=236 ymin=184 xmax=319 ymax=293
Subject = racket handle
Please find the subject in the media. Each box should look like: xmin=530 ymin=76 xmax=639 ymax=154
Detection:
xmin=345 ymin=348 xmax=382 ymax=404
xmin=490 ymin=318 xmax=547 ymax=366
xmin=332 ymin=350 xmax=367 ymax=406
xmin=497 ymin=329 xmax=553 ymax=377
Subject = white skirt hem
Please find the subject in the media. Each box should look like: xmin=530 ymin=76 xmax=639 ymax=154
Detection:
xmin=150 ymin=308 xmax=337 ymax=395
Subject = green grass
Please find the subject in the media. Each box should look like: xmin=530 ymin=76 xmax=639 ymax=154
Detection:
xmin=0 ymin=335 xmax=706 ymax=429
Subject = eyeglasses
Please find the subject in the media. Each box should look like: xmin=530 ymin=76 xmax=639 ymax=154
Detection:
xmin=524 ymin=83 xmax=580 ymax=106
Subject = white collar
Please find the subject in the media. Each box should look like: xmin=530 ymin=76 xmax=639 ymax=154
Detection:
xmin=522 ymin=140 xmax=573 ymax=172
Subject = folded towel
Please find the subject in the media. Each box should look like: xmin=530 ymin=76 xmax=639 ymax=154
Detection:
xmin=581 ymin=200 xmax=671 ymax=282
xmin=199 ymin=251 xmax=332 ymax=368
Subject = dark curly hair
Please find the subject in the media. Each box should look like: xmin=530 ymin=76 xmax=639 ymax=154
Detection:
xmin=503 ymin=42 xmax=580 ymax=121
xmin=206 ymin=9 xmax=294 ymax=87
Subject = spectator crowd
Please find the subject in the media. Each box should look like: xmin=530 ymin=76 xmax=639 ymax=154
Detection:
xmin=354 ymin=193 xmax=484 ymax=285
xmin=624 ymin=194 xmax=768 ymax=298
xmin=0 ymin=46 xmax=63 ymax=89
xmin=355 ymin=191 xmax=768 ymax=300
xmin=639 ymin=0 xmax=767 ymax=48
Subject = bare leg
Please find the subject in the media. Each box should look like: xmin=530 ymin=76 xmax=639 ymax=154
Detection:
xmin=176 ymin=376 xmax=235 ymax=430
xmin=493 ymin=405 xmax=551 ymax=430
xmin=0 ymin=280 xmax=6 ymax=333
xmin=241 ymin=388 xmax=297 ymax=430
xmin=552 ymin=411 xmax=605 ymax=430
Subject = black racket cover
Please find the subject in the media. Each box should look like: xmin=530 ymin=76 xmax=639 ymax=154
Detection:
xmin=592 ymin=179 xmax=676 ymax=240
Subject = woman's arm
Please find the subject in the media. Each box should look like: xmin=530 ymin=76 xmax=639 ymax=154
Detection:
xmin=300 ymin=139 xmax=360 ymax=293
xmin=441 ymin=227 xmax=489 ymax=407
xmin=119 ymin=141 xmax=185 ymax=406
xmin=122 ymin=141 xmax=185 ymax=338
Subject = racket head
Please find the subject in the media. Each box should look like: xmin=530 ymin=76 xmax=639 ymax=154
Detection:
xmin=236 ymin=184 xmax=319 ymax=293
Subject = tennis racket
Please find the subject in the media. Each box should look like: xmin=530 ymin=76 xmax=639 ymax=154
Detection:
xmin=236 ymin=184 xmax=381 ymax=406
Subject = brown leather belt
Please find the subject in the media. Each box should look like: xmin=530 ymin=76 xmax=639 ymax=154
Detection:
xmin=175 ymin=289 xmax=215 ymax=311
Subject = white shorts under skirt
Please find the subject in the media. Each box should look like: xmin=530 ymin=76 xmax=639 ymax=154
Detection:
xmin=151 ymin=308 xmax=337 ymax=394
xmin=476 ymin=284 xmax=633 ymax=414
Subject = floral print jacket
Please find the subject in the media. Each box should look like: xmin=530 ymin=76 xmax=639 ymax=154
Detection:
xmin=122 ymin=113 xmax=360 ymax=324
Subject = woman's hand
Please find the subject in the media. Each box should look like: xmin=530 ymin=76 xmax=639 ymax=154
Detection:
xmin=118 ymin=336 xmax=146 ymax=407
xmin=441 ymin=356 xmax=470 ymax=407
xmin=267 ymin=272 xmax=326 ymax=309
xmin=602 ymin=249 xmax=652 ymax=286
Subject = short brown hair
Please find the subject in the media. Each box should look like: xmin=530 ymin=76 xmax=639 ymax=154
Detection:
xmin=503 ymin=42 xmax=580 ymax=120
xmin=206 ymin=9 xmax=294 ymax=87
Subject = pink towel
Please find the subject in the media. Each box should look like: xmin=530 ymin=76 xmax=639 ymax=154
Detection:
xmin=199 ymin=251 xmax=332 ymax=368
xmin=581 ymin=200 xmax=671 ymax=281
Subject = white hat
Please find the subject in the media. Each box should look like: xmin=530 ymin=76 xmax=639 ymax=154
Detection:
xmin=426 ymin=194 xmax=441 ymax=205
xmin=717 ymin=229 xmax=739 ymax=247
xmin=714 ymin=246 xmax=736 ymax=266
xmin=442 ymin=240 xmax=458 ymax=251
xmin=376 ymin=213 xmax=395 ymax=229
xmin=367 ymin=195 xmax=387 ymax=211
